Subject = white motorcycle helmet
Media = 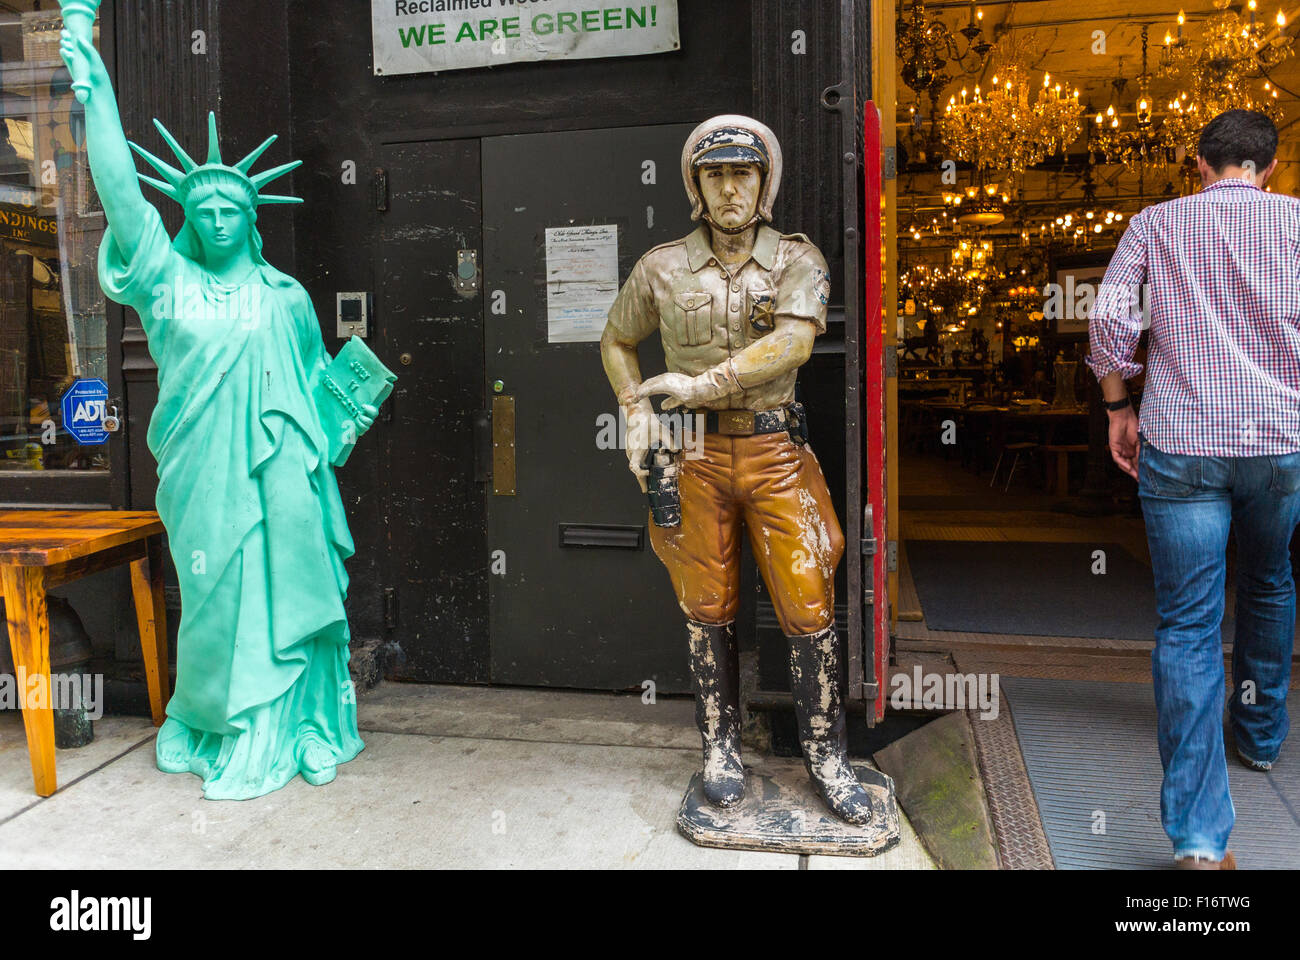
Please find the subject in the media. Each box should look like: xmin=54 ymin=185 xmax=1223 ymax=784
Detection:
xmin=681 ymin=115 xmax=784 ymax=234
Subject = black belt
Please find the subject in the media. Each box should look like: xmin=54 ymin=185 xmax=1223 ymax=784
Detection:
xmin=694 ymin=407 xmax=791 ymax=436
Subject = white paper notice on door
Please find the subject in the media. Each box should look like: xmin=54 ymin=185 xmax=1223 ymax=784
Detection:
xmin=545 ymin=224 xmax=619 ymax=344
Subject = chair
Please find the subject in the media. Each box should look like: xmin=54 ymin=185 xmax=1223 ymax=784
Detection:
xmin=990 ymin=441 xmax=1039 ymax=492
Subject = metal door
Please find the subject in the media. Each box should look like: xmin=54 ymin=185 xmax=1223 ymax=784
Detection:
xmin=377 ymin=139 xmax=490 ymax=683
xmin=481 ymin=123 xmax=696 ymax=692
xmin=822 ymin=0 xmax=884 ymax=720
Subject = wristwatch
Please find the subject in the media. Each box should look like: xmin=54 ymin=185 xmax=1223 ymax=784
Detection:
xmin=1103 ymin=396 xmax=1132 ymax=412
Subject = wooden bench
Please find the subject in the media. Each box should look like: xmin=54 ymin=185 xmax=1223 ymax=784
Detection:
xmin=0 ymin=510 xmax=171 ymax=796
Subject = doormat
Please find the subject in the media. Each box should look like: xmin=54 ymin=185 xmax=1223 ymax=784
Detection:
xmin=905 ymin=540 xmax=1159 ymax=640
xmin=1002 ymin=677 xmax=1300 ymax=869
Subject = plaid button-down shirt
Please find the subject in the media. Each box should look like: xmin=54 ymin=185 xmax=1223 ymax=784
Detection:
xmin=1087 ymin=177 xmax=1300 ymax=456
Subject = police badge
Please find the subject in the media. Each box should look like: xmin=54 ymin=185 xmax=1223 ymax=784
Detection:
xmin=749 ymin=288 xmax=777 ymax=333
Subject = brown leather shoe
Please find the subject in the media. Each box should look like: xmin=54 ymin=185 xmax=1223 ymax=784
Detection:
xmin=1175 ymin=851 xmax=1237 ymax=870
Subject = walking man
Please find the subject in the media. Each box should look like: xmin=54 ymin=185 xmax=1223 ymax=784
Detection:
xmin=1089 ymin=109 xmax=1300 ymax=869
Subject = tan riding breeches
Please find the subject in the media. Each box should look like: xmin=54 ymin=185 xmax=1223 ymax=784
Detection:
xmin=648 ymin=431 xmax=846 ymax=636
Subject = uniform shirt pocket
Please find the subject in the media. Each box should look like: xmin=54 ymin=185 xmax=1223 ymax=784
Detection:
xmin=673 ymin=291 xmax=714 ymax=346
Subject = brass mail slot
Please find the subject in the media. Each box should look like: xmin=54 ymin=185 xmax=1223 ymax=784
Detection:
xmin=558 ymin=524 xmax=645 ymax=550
xmin=492 ymin=395 xmax=516 ymax=496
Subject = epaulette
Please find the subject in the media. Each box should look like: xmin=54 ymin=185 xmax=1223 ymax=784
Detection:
xmin=642 ymin=236 xmax=691 ymax=259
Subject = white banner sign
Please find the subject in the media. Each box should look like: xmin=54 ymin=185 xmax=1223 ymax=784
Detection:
xmin=372 ymin=1 xmax=680 ymax=76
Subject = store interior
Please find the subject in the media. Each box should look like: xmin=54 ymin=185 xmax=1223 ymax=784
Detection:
xmin=889 ymin=0 xmax=1300 ymax=664
xmin=0 ymin=2 xmax=107 ymax=476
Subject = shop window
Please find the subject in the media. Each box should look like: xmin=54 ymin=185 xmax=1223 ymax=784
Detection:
xmin=0 ymin=4 xmax=106 ymax=476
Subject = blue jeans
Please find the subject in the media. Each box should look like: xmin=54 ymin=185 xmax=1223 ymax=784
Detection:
xmin=1139 ymin=437 xmax=1300 ymax=860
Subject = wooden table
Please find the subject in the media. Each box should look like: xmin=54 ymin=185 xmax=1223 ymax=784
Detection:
xmin=0 ymin=510 xmax=170 ymax=796
xmin=1001 ymin=406 xmax=1090 ymax=495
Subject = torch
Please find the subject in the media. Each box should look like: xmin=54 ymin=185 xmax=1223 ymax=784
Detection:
xmin=58 ymin=0 xmax=103 ymax=104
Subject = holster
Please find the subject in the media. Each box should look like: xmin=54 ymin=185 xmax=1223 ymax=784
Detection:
xmin=645 ymin=445 xmax=682 ymax=528
xmin=786 ymin=401 xmax=809 ymax=446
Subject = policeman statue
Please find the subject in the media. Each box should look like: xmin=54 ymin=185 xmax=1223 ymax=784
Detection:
xmin=600 ymin=116 xmax=873 ymax=824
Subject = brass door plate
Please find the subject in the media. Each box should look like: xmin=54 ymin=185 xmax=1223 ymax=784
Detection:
xmin=492 ymin=395 xmax=516 ymax=496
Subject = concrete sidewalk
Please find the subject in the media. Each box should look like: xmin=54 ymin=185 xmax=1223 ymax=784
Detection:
xmin=0 ymin=684 xmax=935 ymax=869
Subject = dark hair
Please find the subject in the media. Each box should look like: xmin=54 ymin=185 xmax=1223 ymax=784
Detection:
xmin=1197 ymin=109 xmax=1278 ymax=173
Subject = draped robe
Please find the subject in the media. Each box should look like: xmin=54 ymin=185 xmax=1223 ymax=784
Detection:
xmin=100 ymin=206 xmax=364 ymax=800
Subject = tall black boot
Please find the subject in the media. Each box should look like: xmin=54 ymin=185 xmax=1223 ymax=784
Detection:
xmin=687 ymin=619 xmax=745 ymax=807
xmin=788 ymin=624 xmax=875 ymax=824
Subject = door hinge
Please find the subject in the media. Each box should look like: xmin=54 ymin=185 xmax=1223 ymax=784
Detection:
xmin=373 ymin=168 xmax=389 ymax=213
xmin=383 ymin=586 xmax=399 ymax=629
xmin=863 ymin=535 xmax=876 ymax=606
xmin=862 ymin=506 xmax=877 ymax=604
xmin=887 ymin=540 xmax=898 ymax=573
xmin=883 ymin=146 xmax=898 ymax=181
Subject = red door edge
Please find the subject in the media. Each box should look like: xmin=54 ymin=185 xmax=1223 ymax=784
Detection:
xmin=863 ymin=102 xmax=889 ymax=723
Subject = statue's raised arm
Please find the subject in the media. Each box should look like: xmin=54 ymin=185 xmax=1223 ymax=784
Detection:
xmin=59 ymin=22 xmax=152 ymax=260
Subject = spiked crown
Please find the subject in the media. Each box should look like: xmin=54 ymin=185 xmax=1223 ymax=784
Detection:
xmin=131 ymin=111 xmax=302 ymax=211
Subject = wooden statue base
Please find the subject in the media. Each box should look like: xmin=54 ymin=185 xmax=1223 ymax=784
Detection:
xmin=676 ymin=757 xmax=901 ymax=857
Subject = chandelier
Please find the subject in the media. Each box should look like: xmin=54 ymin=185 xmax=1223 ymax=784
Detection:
xmin=1015 ymin=170 xmax=1126 ymax=250
xmin=940 ymin=37 xmax=1085 ymax=173
xmin=899 ymin=1 xmax=993 ymax=163
xmin=1162 ymin=1 xmax=1293 ymax=77
xmin=904 ymin=201 xmax=964 ymax=241
xmin=1158 ymin=1 xmax=1290 ymax=153
xmin=1004 ymin=283 xmax=1041 ymax=308
xmin=896 ymin=0 xmax=992 ymax=97
xmin=900 ymin=264 xmax=963 ymax=320
xmin=906 ymin=86 xmax=954 ymax=165
xmin=1046 ymin=206 xmax=1125 ymax=244
xmin=900 ymin=258 xmax=998 ymax=322
xmin=1161 ymin=78 xmax=1283 ymax=156
xmin=941 ymin=175 xmax=1010 ymax=226
xmin=1097 ymin=26 xmax=1176 ymax=173
xmin=908 ymin=215 xmax=946 ymax=240
xmin=1022 ymin=205 xmax=1125 ymax=249
xmin=951 ymin=238 xmax=999 ymax=280
xmin=1075 ymin=119 xmax=1127 ymax=239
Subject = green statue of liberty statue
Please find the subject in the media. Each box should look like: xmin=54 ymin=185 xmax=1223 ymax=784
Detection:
xmin=60 ymin=7 xmax=389 ymax=800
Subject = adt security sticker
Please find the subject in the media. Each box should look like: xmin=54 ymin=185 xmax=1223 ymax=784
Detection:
xmin=61 ymin=378 xmax=110 ymax=446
